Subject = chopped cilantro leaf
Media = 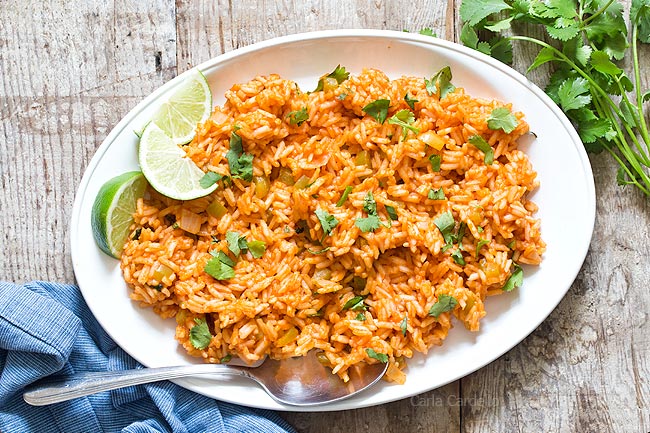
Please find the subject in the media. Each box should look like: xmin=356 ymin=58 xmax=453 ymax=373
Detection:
xmin=487 ymin=107 xmax=518 ymax=133
xmin=338 ymin=93 xmax=348 ymax=100
xmin=425 ymin=66 xmax=455 ymax=99
xmin=210 ymin=249 xmax=235 ymax=266
xmin=342 ymin=295 xmax=366 ymax=311
xmin=315 ymin=209 xmax=339 ymax=237
xmin=476 ymin=239 xmax=490 ymax=258
xmin=225 ymin=129 xmax=254 ymax=182
xmin=362 ymin=191 xmax=378 ymax=215
xmin=385 ymin=205 xmax=398 ymax=221
xmin=362 ymin=99 xmax=390 ymax=124
xmin=355 ymin=191 xmax=386 ymax=232
xmin=404 ymin=93 xmax=419 ymax=110
xmin=428 ymin=294 xmax=458 ymax=317
xmin=502 ymin=263 xmax=523 ymax=292
xmin=287 ymin=107 xmax=309 ymax=125
xmin=132 ymin=227 xmax=142 ymax=240
xmin=400 ymin=316 xmax=408 ymax=335
xmin=388 ymin=109 xmax=420 ymax=139
xmin=199 ymin=171 xmax=223 ymax=188
xmin=355 ymin=312 xmax=366 ymax=321
xmin=366 ymin=348 xmax=388 ymax=363
xmin=468 ymin=135 xmax=494 ymax=165
xmin=189 ymin=318 xmax=212 ymax=349
xmin=355 ymin=215 xmax=382 ymax=233
xmin=226 ymin=231 xmax=248 ymax=256
xmin=247 ymin=240 xmax=266 ymax=259
xmin=314 ymin=65 xmax=350 ymax=91
xmin=434 ymin=211 xmax=455 ymax=244
xmin=451 ymin=249 xmax=466 ymax=265
xmin=336 ymin=185 xmax=353 ymax=207
xmin=220 ymin=354 xmax=232 ymax=363
xmin=428 ymin=188 xmax=446 ymax=200
xmin=429 ymin=154 xmax=441 ymax=172
xmin=419 ymin=28 xmax=437 ymax=37
xmin=204 ymin=253 xmax=235 ymax=280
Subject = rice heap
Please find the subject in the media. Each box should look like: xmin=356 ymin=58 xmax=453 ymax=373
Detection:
xmin=121 ymin=67 xmax=545 ymax=384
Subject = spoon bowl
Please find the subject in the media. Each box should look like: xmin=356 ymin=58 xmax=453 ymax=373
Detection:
xmin=23 ymin=351 xmax=388 ymax=407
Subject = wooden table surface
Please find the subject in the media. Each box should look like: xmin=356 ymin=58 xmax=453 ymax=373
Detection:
xmin=2 ymin=1 xmax=649 ymax=432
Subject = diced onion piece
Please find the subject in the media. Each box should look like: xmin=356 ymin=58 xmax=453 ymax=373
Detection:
xmin=481 ymin=260 xmax=501 ymax=278
xmin=276 ymin=327 xmax=299 ymax=347
xmin=278 ymin=167 xmax=295 ymax=186
xmin=175 ymin=309 xmax=187 ymax=324
xmin=355 ymin=150 xmax=371 ymax=167
xmin=178 ymin=208 xmax=202 ymax=234
xmin=469 ymin=206 xmax=484 ymax=225
xmin=294 ymin=175 xmax=311 ymax=189
xmin=385 ymin=362 xmax=406 ymax=384
xmin=206 ymin=200 xmax=227 ymax=218
xmin=419 ymin=131 xmax=445 ymax=150
xmin=152 ymin=262 xmax=174 ymax=283
xmin=316 ymin=352 xmax=331 ymax=365
xmin=253 ymin=175 xmax=271 ymax=199
xmin=313 ymin=269 xmax=332 ymax=280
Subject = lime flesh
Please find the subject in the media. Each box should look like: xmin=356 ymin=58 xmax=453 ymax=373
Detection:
xmin=139 ymin=123 xmax=218 ymax=200
xmin=91 ymin=171 xmax=148 ymax=258
xmin=151 ymin=69 xmax=212 ymax=145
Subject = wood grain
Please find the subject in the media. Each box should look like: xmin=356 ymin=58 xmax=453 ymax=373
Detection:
xmin=1 ymin=1 xmax=649 ymax=432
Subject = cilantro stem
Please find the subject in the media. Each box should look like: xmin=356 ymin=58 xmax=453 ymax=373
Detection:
xmin=507 ymin=36 xmax=624 ymax=119
xmin=507 ymin=36 xmax=650 ymax=193
xmin=594 ymin=92 xmax=650 ymax=189
xmin=581 ymin=0 xmax=616 ymax=25
xmin=632 ymin=24 xmax=650 ymax=152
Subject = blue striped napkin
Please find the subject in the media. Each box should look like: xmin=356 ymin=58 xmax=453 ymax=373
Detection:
xmin=0 ymin=281 xmax=296 ymax=433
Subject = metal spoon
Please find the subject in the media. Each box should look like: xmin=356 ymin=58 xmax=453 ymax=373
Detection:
xmin=23 ymin=350 xmax=388 ymax=407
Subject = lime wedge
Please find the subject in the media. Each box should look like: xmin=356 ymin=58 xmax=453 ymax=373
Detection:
xmin=139 ymin=123 xmax=218 ymax=200
xmin=151 ymin=69 xmax=212 ymax=145
xmin=91 ymin=171 xmax=148 ymax=259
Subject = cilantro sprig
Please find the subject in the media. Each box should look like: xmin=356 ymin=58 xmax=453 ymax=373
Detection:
xmin=425 ymin=66 xmax=455 ymax=99
xmin=315 ymin=208 xmax=339 ymax=239
xmin=362 ymin=99 xmax=391 ymax=124
xmin=388 ymin=109 xmax=420 ymax=139
xmin=204 ymin=250 xmax=236 ymax=280
xmin=502 ymin=262 xmax=523 ymax=292
xmin=287 ymin=107 xmax=309 ymax=126
xmin=225 ymin=128 xmax=254 ymax=182
xmin=365 ymin=348 xmax=388 ymax=363
xmin=314 ymin=65 xmax=350 ymax=92
xmin=355 ymin=191 xmax=389 ymax=233
xmin=460 ymin=0 xmax=650 ymax=196
xmin=429 ymin=294 xmax=458 ymax=318
xmin=189 ymin=318 xmax=212 ymax=349
xmin=199 ymin=171 xmax=223 ymax=188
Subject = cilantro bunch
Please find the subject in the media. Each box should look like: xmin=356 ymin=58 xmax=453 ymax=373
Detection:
xmin=460 ymin=0 xmax=650 ymax=196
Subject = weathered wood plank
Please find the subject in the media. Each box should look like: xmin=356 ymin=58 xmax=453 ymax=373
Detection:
xmin=0 ymin=0 xmax=177 ymax=283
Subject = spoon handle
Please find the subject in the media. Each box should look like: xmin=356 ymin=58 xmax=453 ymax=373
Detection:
xmin=23 ymin=364 xmax=247 ymax=406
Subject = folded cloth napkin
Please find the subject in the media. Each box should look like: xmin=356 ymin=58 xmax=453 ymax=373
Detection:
xmin=0 ymin=281 xmax=296 ymax=433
